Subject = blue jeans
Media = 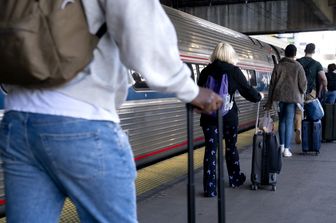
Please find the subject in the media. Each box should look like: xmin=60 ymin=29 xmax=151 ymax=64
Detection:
xmin=278 ymin=102 xmax=296 ymax=149
xmin=0 ymin=111 xmax=137 ymax=223
xmin=326 ymin=91 xmax=336 ymax=104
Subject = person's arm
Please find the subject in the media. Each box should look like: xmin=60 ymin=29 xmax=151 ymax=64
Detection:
xmin=104 ymin=1 xmax=195 ymax=101
xmin=318 ymin=70 xmax=328 ymax=96
xmin=104 ymin=0 xmax=222 ymax=112
xmin=314 ymin=61 xmax=327 ymax=97
xmin=233 ymin=67 xmax=261 ymax=102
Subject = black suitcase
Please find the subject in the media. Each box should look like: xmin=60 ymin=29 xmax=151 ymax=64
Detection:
xmin=302 ymin=119 xmax=321 ymax=154
xmin=186 ymin=104 xmax=225 ymax=223
xmin=322 ymin=104 xmax=336 ymax=141
xmin=250 ymin=103 xmax=281 ymax=191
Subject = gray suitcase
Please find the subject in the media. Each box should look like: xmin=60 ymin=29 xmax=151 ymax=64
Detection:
xmin=250 ymin=103 xmax=281 ymax=191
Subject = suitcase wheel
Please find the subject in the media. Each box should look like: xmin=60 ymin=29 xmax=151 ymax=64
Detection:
xmin=250 ymin=184 xmax=258 ymax=190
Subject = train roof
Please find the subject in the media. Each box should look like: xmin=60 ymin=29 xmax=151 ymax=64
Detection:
xmin=163 ymin=6 xmax=279 ymax=70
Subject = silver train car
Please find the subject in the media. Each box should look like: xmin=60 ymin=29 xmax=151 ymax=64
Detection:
xmin=0 ymin=6 xmax=283 ymax=215
xmin=120 ymin=6 xmax=282 ymax=168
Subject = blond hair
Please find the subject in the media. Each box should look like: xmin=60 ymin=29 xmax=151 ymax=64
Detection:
xmin=210 ymin=42 xmax=238 ymax=65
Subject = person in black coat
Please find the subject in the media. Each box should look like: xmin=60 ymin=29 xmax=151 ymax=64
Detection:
xmin=198 ymin=42 xmax=262 ymax=197
xmin=325 ymin=63 xmax=336 ymax=104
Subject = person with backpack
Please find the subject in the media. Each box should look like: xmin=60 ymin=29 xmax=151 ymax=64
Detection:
xmin=198 ymin=42 xmax=262 ymax=196
xmin=0 ymin=1 xmax=223 ymax=222
xmin=265 ymin=44 xmax=307 ymax=157
xmin=325 ymin=63 xmax=336 ymax=104
xmin=295 ymin=43 xmax=328 ymax=144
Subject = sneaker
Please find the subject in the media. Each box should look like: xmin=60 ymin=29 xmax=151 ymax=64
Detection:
xmin=204 ymin=192 xmax=216 ymax=197
xmin=230 ymin=173 xmax=246 ymax=188
xmin=283 ymin=148 xmax=292 ymax=157
xmin=295 ymin=130 xmax=302 ymax=144
xmin=280 ymin=145 xmax=285 ymax=154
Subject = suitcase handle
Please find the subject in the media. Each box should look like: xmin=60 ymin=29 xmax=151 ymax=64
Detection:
xmin=186 ymin=104 xmax=195 ymax=223
xmin=255 ymin=101 xmax=273 ymax=134
xmin=255 ymin=102 xmax=261 ymax=134
xmin=186 ymin=103 xmax=226 ymax=223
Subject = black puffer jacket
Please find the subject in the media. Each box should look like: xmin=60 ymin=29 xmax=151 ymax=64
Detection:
xmin=198 ymin=60 xmax=262 ymax=126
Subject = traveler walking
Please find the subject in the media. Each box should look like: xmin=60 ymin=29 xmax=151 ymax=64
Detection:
xmin=265 ymin=44 xmax=307 ymax=157
xmin=295 ymin=43 xmax=328 ymax=143
xmin=325 ymin=63 xmax=336 ymax=104
xmin=198 ymin=42 xmax=262 ymax=196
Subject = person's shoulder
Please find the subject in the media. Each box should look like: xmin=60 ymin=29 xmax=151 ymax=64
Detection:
xmin=211 ymin=60 xmax=236 ymax=74
xmin=296 ymin=57 xmax=304 ymax=63
xmin=314 ymin=60 xmax=322 ymax=67
xmin=298 ymin=56 xmax=318 ymax=66
xmin=294 ymin=60 xmax=303 ymax=67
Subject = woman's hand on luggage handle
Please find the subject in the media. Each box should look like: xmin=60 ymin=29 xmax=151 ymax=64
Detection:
xmin=191 ymin=87 xmax=223 ymax=114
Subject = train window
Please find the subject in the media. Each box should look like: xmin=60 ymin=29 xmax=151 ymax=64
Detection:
xmin=131 ymin=71 xmax=149 ymax=90
xmin=241 ymin=69 xmax=250 ymax=81
xmin=191 ymin=64 xmax=198 ymax=82
xmin=249 ymin=70 xmax=257 ymax=87
xmin=196 ymin=65 xmax=206 ymax=82
xmin=198 ymin=64 xmax=206 ymax=72
xmin=241 ymin=69 xmax=257 ymax=87
xmin=256 ymin=72 xmax=270 ymax=91
xmin=188 ymin=63 xmax=207 ymax=83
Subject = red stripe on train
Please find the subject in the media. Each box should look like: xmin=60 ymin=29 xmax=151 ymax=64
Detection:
xmin=0 ymin=200 xmax=6 ymax=205
xmin=134 ymin=136 xmax=204 ymax=161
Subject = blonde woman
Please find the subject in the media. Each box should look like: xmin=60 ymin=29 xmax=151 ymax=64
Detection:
xmin=198 ymin=42 xmax=262 ymax=196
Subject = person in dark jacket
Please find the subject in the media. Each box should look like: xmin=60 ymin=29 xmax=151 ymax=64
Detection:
xmin=265 ymin=44 xmax=307 ymax=157
xmin=325 ymin=63 xmax=336 ymax=104
xmin=294 ymin=43 xmax=327 ymax=144
xmin=198 ymin=42 xmax=262 ymax=196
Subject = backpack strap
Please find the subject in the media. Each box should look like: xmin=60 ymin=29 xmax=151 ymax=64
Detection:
xmin=96 ymin=23 xmax=107 ymax=39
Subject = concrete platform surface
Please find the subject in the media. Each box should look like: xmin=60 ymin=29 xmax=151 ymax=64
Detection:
xmin=137 ymin=142 xmax=336 ymax=223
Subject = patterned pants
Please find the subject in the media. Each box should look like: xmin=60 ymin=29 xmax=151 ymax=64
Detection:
xmin=202 ymin=124 xmax=241 ymax=196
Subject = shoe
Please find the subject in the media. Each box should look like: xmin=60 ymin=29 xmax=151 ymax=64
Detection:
xmin=283 ymin=148 xmax=292 ymax=157
xmin=295 ymin=130 xmax=302 ymax=144
xmin=230 ymin=173 xmax=246 ymax=188
xmin=204 ymin=192 xmax=216 ymax=197
xmin=280 ymin=144 xmax=285 ymax=154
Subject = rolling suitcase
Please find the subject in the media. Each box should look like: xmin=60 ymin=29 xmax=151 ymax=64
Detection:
xmin=322 ymin=104 xmax=336 ymax=141
xmin=186 ymin=104 xmax=225 ymax=223
xmin=302 ymin=119 xmax=321 ymax=155
xmin=250 ymin=103 xmax=281 ymax=191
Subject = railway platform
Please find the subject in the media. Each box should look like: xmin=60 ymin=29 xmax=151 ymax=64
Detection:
xmin=0 ymin=128 xmax=335 ymax=223
xmin=137 ymin=130 xmax=336 ymax=223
